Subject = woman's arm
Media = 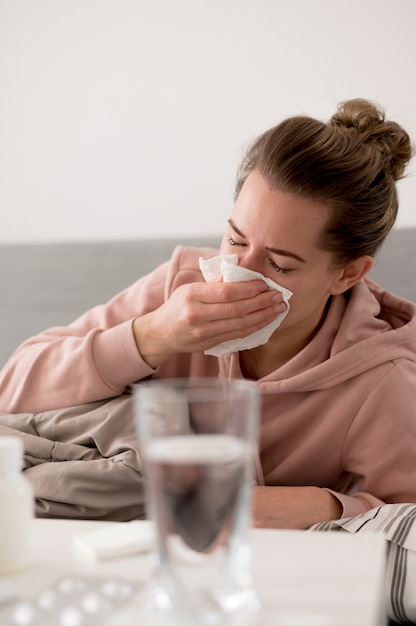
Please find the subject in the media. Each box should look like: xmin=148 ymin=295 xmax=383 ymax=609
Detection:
xmin=252 ymin=486 xmax=343 ymax=529
xmin=253 ymin=361 xmax=416 ymax=528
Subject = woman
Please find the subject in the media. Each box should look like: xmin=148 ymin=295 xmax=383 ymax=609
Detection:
xmin=1 ymin=98 xmax=415 ymax=529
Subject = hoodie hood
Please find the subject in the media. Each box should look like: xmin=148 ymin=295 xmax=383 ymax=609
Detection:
xmin=226 ymin=278 xmax=416 ymax=393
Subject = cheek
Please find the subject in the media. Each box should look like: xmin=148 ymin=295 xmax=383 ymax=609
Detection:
xmin=285 ymin=282 xmax=329 ymax=315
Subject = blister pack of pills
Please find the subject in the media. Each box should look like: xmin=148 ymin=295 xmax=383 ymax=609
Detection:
xmin=1 ymin=575 xmax=138 ymax=625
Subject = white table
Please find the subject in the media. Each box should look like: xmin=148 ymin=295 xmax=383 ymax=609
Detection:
xmin=0 ymin=518 xmax=386 ymax=626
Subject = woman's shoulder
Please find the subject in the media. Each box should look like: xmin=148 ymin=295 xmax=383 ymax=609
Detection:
xmin=165 ymin=246 xmax=220 ymax=291
xmin=171 ymin=245 xmax=221 ymax=268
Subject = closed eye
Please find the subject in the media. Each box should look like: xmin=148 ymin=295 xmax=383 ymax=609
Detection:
xmin=270 ymin=260 xmax=292 ymax=274
xmin=227 ymin=236 xmax=247 ymax=248
xmin=228 ymin=236 xmax=292 ymax=274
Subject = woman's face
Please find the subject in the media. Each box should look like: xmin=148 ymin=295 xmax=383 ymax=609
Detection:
xmin=220 ymin=169 xmax=349 ymax=338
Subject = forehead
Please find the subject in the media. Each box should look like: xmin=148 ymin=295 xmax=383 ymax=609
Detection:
xmin=231 ymin=171 xmax=331 ymax=248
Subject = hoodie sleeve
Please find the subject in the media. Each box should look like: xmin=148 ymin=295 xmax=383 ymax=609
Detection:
xmin=0 ymin=246 xmax=203 ymax=414
xmin=325 ymin=359 xmax=416 ymax=519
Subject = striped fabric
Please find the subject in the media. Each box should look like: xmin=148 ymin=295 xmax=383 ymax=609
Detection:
xmin=311 ymin=504 xmax=416 ymax=624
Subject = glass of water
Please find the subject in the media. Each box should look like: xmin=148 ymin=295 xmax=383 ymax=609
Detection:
xmin=134 ymin=378 xmax=260 ymax=625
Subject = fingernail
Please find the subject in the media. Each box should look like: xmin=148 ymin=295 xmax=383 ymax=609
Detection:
xmin=274 ymin=303 xmax=286 ymax=314
xmin=258 ymin=282 xmax=268 ymax=292
xmin=272 ymin=293 xmax=283 ymax=302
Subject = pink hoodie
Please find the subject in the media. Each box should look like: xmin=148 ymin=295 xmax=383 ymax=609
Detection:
xmin=1 ymin=245 xmax=416 ymax=519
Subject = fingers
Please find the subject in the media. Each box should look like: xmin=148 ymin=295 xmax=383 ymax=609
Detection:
xmin=198 ymin=280 xmax=271 ymax=303
xmin=199 ymin=303 xmax=284 ymax=346
xmin=222 ymin=291 xmax=285 ymax=322
xmin=194 ymin=281 xmax=286 ymax=323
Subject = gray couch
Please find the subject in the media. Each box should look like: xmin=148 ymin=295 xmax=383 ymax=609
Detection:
xmin=1 ymin=229 xmax=415 ymax=368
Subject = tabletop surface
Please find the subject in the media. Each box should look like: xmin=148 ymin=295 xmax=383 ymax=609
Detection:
xmin=0 ymin=518 xmax=387 ymax=626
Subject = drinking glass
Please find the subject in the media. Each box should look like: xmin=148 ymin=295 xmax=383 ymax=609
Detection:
xmin=134 ymin=377 xmax=260 ymax=625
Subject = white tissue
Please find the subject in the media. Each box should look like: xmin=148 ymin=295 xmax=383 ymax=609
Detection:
xmin=72 ymin=520 xmax=154 ymax=560
xmin=199 ymin=254 xmax=293 ymax=357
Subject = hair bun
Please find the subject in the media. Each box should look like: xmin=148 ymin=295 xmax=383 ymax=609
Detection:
xmin=330 ymin=98 xmax=413 ymax=181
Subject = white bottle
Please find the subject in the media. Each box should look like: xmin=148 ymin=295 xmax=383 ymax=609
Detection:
xmin=0 ymin=436 xmax=34 ymax=574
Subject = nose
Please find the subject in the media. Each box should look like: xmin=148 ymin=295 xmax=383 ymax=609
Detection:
xmin=236 ymin=251 xmax=264 ymax=275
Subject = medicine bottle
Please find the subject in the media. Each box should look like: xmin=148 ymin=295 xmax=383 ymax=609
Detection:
xmin=0 ymin=436 xmax=34 ymax=574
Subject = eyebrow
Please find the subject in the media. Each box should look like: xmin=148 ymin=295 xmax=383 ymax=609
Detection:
xmin=228 ymin=219 xmax=307 ymax=264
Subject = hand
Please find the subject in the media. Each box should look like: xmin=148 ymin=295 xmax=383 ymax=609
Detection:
xmin=252 ymin=486 xmax=343 ymax=530
xmin=133 ymin=280 xmax=286 ymax=368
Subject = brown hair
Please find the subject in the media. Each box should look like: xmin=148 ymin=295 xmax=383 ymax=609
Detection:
xmin=235 ymin=99 xmax=414 ymax=266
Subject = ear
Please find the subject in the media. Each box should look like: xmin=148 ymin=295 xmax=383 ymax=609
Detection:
xmin=330 ymin=255 xmax=373 ymax=295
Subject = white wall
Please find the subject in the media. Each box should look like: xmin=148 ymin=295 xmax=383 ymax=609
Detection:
xmin=1 ymin=0 xmax=415 ymax=243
